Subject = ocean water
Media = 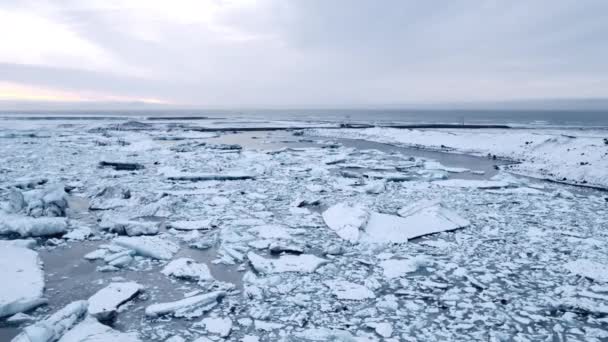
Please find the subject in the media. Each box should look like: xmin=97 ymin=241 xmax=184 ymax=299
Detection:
xmin=1 ymin=109 xmax=607 ymax=128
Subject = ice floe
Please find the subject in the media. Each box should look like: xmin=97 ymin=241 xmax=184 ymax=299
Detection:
xmin=247 ymin=252 xmax=328 ymax=274
xmin=87 ymin=282 xmax=143 ymax=321
xmin=0 ymin=246 xmax=46 ymax=317
xmin=113 ymin=236 xmax=179 ymax=260
xmin=145 ymin=291 xmax=225 ymax=318
xmin=12 ymin=300 xmax=88 ymax=342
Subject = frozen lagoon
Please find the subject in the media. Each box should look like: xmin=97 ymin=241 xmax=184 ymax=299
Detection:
xmin=1 ymin=118 xmax=607 ymax=341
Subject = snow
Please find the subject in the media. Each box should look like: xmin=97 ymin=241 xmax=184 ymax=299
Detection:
xmin=161 ymin=258 xmax=214 ymax=282
xmin=564 ymin=259 xmax=608 ymax=283
xmin=324 ymin=280 xmax=375 ymax=300
xmin=57 ymin=316 xmax=141 ymax=342
xmin=87 ymin=282 xmax=143 ymax=320
xmin=199 ymin=317 xmax=232 ymax=337
xmin=248 ymin=252 xmax=329 ymax=274
xmin=321 ymin=203 xmax=369 ymax=243
xmin=12 ymin=301 xmax=88 ymax=342
xmin=145 ymin=291 xmax=226 ymax=318
xmin=313 ymin=126 xmax=608 ymax=188
xmin=0 ymin=246 xmax=46 ymax=318
xmin=0 ymin=215 xmax=67 ymax=237
xmin=113 ymin=236 xmax=179 ymax=260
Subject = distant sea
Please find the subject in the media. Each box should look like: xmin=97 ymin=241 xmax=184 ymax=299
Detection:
xmin=1 ymin=109 xmax=607 ymax=128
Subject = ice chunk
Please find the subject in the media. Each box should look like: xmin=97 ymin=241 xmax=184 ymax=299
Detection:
xmin=0 ymin=215 xmax=67 ymax=237
xmin=0 ymin=238 xmax=37 ymax=249
xmin=199 ymin=317 xmax=232 ymax=337
xmin=290 ymin=328 xmax=357 ymax=341
xmin=58 ymin=316 xmax=141 ymax=342
xmin=247 ymin=252 xmax=328 ymax=274
xmin=324 ymin=280 xmax=375 ymax=300
xmin=433 ymin=179 xmax=511 ymax=189
xmin=564 ymin=260 xmax=608 ymax=283
xmin=380 ymin=257 xmax=430 ymax=278
xmin=113 ymin=236 xmax=179 ymax=260
xmin=0 ymin=246 xmax=46 ymax=317
xmin=87 ymin=282 xmax=143 ymax=321
xmin=168 ymin=220 xmax=213 ymax=231
xmin=145 ymin=291 xmax=225 ymax=318
xmin=161 ymin=258 xmax=214 ymax=282
xmin=101 ymin=219 xmax=159 ymax=236
xmin=322 ymin=203 xmax=369 ymax=243
xmin=12 ymin=300 xmax=87 ymax=342
xmin=89 ymin=186 xmax=131 ymax=211
xmin=361 ymin=202 xmax=469 ymax=243
xmin=63 ymin=227 xmax=92 ymax=241
xmin=167 ymin=172 xmax=254 ymax=181
xmin=98 ymin=161 xmax=144 ymax=171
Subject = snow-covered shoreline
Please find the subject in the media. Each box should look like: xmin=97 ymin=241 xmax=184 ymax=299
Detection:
xmin=312 ymin=127 xmax=608 ymax=189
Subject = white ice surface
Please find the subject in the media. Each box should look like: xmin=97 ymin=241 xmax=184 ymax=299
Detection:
xmin=321 ymin=203 xmax=369 ymax=243
xmin=0 ymin=246 xmax=46 ymax=318
xmin=87 ymin=282 xmax=143 ymax=320
xmin=199 ymin=317 xmax=232 ymax=337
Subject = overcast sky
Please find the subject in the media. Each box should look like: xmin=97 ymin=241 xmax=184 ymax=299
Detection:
xmin=1 ymin=0 xmax=607 ymax=108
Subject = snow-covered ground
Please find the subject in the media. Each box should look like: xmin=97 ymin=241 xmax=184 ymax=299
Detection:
xmin=312 ymin=127 xmax=608 ymax=189
xmin=0 ymin=119 xmax=607 ymax=341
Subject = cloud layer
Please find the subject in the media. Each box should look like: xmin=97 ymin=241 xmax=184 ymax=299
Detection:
xmin=1 ymin=0 xmax=607 ymax=107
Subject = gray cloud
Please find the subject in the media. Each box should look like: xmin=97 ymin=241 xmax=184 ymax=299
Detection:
xmin=1 ymin=0 xmax=607 ymax=107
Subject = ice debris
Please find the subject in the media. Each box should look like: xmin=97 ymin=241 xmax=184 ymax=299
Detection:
xmin=145 ymin=291 xmax=225 ymax=318
xmin=12 ymin=300 xmax=88 ymax=342
xmin=247 ymin=252 xmax=328 ymax=274
xmin=113 ymin=235 xmax=179 ymax=260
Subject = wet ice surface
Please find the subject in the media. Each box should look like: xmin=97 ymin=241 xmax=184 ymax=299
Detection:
xmin=1 ymin=121 xmax=607 ymax=341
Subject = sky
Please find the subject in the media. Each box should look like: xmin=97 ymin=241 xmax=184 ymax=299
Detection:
xmin=0 ymin=0 xmax=607 ymax=108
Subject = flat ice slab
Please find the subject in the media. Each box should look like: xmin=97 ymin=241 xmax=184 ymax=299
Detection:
xmin=433 ymin=179 xmax=511 ymax=189
xmin=0 ymin=246 xmax=46 ymax=318
xmin=321 ymin=203 xmax=369 ymax=243
xmin=145 ymin=291 xmax=225 ymax=318
xmin=114 ymin=236 xmax=179 ymax=260
xmin=323 ymin=201 xmax=469 ymax=243
xmin=88 ymin=282 xmax=143 ymax=320
xmin=247 ymin=252 xmax=328 ymax=274
xmin=58 ymin=316 xmax=141 ymax=342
